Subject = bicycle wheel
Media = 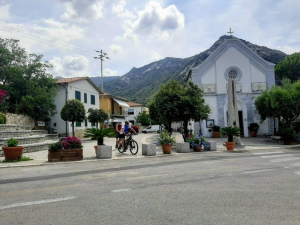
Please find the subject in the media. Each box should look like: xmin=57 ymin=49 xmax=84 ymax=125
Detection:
xmin=129 ymin=140 xmax=138 ymax=155
xmin=118 ymin=144 xmax=125 ymax=153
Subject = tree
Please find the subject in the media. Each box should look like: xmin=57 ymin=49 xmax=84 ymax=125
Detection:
xmin=0 ymin=38 xmax=57 ymax=120
xmin=136 ymin=113 xmax=152 ymax=126
xmin=255 ymin=79 xmax=300 ymax=129
xmin=87 ymin=108 xmax=108 ymax=128
xmin=61 ymin=99 xmax=86 ymax=137
xmin=148 ymin=80 xmax=210 ymax=139
xmin=275 ymin=52 xmax=300 ymax=81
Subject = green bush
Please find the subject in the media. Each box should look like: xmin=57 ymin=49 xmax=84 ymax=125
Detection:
xmin=7 ymin=138 xmax=19 ymax=147
xmin=212 ymin=125 xmax=220 ymax=132
xmin=221 ymin=126 xmax=241 ymax=142
xmin=277 ymin=128 xmax=296 ymax=141
xmin=48 ymin=142 xmax=63 ymax=152
xmin=0 ymin=113 xmax=6 ymax=124
xmin=292 ymin=119 xmax=300 ymax=134
xmin=157 ymin=130 xmax=176 ymax=145
xmin=248 ymin=123 xmax=260 ymax=132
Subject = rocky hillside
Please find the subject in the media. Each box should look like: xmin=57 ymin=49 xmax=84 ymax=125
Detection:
xmin=102 ymin=35 xmax=287 ymax=105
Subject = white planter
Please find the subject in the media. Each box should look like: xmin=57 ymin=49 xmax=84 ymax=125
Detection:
xmin=142 ymin=144 xmax=156 ymax=156
xmin=176 ymin=143 xmax=190 ymax=153
xmin=96 ymin=145 xmax=112 ymax=159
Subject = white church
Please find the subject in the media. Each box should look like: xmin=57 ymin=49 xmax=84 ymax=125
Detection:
xmin=189 ymin=37 xmax=276 ymax=137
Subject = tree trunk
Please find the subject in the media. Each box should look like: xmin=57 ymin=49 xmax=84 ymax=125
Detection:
xmin=228 ymin=135 xmax=233 ymax=142
xmin=72 ymin=122 xmax=75 ymax=137
xmin=183 ymin=120 xmax=188 ymax=141
xmin=168 ymin=122 xmax=172 ymax=135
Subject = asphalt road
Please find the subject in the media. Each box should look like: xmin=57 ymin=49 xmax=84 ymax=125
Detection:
xmin=1 ymin=146 xmax=300 ymax=225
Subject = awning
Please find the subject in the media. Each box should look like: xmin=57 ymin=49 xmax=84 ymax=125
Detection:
xmin=113 ymin=98 xmax=129 ymax=108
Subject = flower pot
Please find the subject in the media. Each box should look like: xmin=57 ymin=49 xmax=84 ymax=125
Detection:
xmin=2 ymin=146 xmax=24 ymax=160
xmin=249 ymin=131 xmax=257 ymax=137
xmin=283 ymin=140 xmax=297 ymax=145
xmin=226 ymin=142 xmax=235 ymax=151
xmin=213 ymin=132 xmax=220 ymax=138
xmin=162 ymin=144 xmax=172 ymax=154
xmin=193 ymin=146 xmax=202 ymax=152
xmin=48 ymin=149 xmax=83 ymax=162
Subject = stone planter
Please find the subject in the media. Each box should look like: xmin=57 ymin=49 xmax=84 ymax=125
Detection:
xmin=48 ymin=149 xmax=83 ymax=162
xmin=142 ymin=144 xmax=156 ymax=156
xmin=2 ymin=146 xmax=24 ymax=160
xmin=96 ymin=145 xmax=112 ymax=159
xmin=176 ymin=143 xmax=190 ymax=153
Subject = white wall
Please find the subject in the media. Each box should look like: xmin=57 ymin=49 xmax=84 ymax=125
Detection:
xmin=251 ymin=64 xmax=266 ymax=82
xmin=126 ymin=106 xmax=143 ymax=124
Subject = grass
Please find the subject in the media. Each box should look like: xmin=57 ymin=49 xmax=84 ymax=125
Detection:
xmin=1 ymin=156 xmax=33 ymax=163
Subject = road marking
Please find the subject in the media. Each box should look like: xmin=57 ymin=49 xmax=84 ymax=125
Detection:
xmin=253 ymin=151 xmax=284 ymax=155
xmin=0 ymin=196 xmax=76 ymax=210
xmin=111 ymin=189 xmax=132 ymax=193
xmin=270 ymin=157 xmax=300 ymax=163
xmin=295 ymin=171 xmax=300 ymax=176
xmin=290 ymin=162 xmax=300 ymax=167
xmin=261 ymin=154 xmax=294 ymax=158
xmin=244 ymin=169 xmax=274 ymax=174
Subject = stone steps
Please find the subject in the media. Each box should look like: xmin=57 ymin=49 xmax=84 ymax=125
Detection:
xmin=0 ymin=134 xmax=59 ymax=146
xmin=0 ymin=130 xmax=46 ymax=138
xmin=0 ymin=124 xmax=27 ymax=131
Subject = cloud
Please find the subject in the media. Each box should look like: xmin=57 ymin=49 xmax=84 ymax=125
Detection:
xmin=0 ymin=4 xmax=10 ymax=20
xmin=121 ymin=1 xmax=185 ymax=42
xmin=111 ymin=0 xmax=136 ymax=19
xmin=48 ymin=55 xmax=90 ymax=77
xmin=150 ymin=51 xmax=163 ymax=61
xmin=60 ymin=0 xmax=105 ymax=22
xmin=109 ymin=44 xmax=123 ymax=54
xmin=103 ymin=68 xmax=118 ymax=77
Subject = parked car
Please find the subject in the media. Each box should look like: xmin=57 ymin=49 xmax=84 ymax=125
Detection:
xmin=142 ymin=125 xmax=160 ymax=133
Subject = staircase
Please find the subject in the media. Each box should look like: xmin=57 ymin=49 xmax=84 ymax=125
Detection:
xmin=0 ymin=124 xmax=59 ymax=156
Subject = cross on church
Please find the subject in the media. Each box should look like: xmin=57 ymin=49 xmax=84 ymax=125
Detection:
xmin=227 ymin=27 xmax=234 ymax=35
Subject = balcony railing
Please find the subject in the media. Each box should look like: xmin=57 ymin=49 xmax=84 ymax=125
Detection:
xmin=108 ymin=109 xmax=127 ymax=116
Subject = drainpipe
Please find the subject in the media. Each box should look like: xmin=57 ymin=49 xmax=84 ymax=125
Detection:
xmin=61 ymin=83 xmax=68 ymax=136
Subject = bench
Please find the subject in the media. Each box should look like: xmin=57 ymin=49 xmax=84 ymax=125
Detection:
xmin=263 ymin=133 xmax=273 ymax=138
xmin=270 ymin=136 xmax=282 ymax=143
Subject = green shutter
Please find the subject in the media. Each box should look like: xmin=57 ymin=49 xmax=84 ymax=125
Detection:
xmin=91 ymin=95 xmax=95 ymax=105
xmin=75 ymin=91 xmax=81 ymax=101
xmin=85 ymin=119 xmax=88 ymax=127
xmin=76 ymin=121 xmax=81 ymax=127
xmin=84 ymin=93 xmax=87 ymax=103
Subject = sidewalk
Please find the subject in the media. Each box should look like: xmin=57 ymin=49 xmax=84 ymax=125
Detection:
xmin=0 ymin=133 xmax=299 ymax=168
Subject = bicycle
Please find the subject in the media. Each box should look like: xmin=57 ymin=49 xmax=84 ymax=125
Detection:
xmin=117 ymin=133 xmax=139 ymax=155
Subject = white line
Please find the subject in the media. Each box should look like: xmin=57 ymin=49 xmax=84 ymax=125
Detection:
xmin=270 ymin=157 xmax=300 ymax=163
xmin=111 ymin=189 xmax=132 ymax=193
xmin=261 ymin=154 xmax=294 ymax=158
xmin=295 ymin=171 xmax=300 ymax=176
xmin=244 ymin=169 xmax=274 ymax=174
xmin=290 ymin=162 xmax=300 ymax=167
xmin=253 ymin=151 xmax=284 ymax=155
xmin=0 ymin=196 xmax=76 ymax=210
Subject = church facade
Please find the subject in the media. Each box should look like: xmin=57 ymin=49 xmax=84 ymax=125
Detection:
xmin=190 ymin=38 xmax=276 ymax=137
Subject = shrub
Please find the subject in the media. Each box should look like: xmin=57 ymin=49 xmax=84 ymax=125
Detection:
xmin=7 ymin=138 xmax=19 ymax=147
xmin=61 ymin=136 xmax=83 ymax=149
xmin=48 ymin=142 xmax=63 ymax=152
xmin=277 ymin=128 xmax=296 ymax=141
xmin=0 ymin=113 xmax=6 ymax=124
xmin=221 ymin=126 xmax=241 ymax=142
xmin=157 ymin=130 xmax=176 ymax=145
xmin=248 ymin=123 xmax=260 ymax=132
xmin=187 ymin=135 xmax=207 ymax=147
xmin=212 ymin=125 xmax=220 ymax=132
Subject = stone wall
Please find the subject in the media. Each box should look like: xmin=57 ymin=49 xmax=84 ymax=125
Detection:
xmin=6 ymin=113 xmax=35 ymax=130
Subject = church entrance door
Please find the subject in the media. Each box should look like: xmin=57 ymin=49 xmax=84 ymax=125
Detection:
xmin=238 ymin=111 xmax=244 ymax=136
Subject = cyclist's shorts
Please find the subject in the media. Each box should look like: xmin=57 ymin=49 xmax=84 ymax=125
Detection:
xmin=118 ymin=134 xmax=125 ymax=139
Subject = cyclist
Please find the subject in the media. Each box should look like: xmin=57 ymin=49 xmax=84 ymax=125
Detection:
xmin=115 ymin=122 xmax=123 ymax=149
xmin=124 ymin=121 xmax=137 ymax=135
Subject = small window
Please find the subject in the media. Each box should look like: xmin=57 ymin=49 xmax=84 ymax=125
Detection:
xmin=91 ymin=122 xmax=95 ymax=127
xmin=76 ymin=121 xmax=81 ymax=127
xmin=75 ymin=91 xmax=81 ymax=101
xmin=91 ymin=95 xmax=95 ymax=105
xmin=85 ymin=119 xmax=88 ymax=127
xmin=84 ymin=93 xmax=87 ymax=103
xmin=128 ymin=109 xmax=134 ymax=115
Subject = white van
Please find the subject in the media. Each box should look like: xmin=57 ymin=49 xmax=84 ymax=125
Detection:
xmin=142 ymin=125 xmax=160 ymax=133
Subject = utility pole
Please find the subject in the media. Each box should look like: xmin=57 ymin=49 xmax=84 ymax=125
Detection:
xmin=94 ymin=50 xmax=109 ymax=109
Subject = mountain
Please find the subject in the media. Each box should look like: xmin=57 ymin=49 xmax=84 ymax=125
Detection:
xmin=90 ymin=76 xmax=119 ymax=87
xmin=102 ymin=35 xmax=287 ymax=105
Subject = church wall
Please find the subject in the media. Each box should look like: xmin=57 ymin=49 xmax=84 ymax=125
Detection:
xmin=251 ymin=64 xmax=266 ymax=82
xmin=201 ymin=65 xmax=216 ymax=84
xmin=216 ymin=47 xmax=251 ymax=94
xmin=201 ymin=95 xmax=218 ymax=137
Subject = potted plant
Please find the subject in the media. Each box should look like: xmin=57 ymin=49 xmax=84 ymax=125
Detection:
xmin=84 ymin=127 xmax=115 ymax=152
xmin=277 ymin=128 xmax=297 ymax=145
xmin=248 ymin=123 xmax=260 ymax=137
xmin=220 ymin=126 xmax=241 ymax=151
xmin=2 ymin=138 xmax=24 ymax=160
xmin=48 ymin=136 xmax=83 ymax=162
xmin=187 ymin=135 xmax=207 ymax=152
xmin=212 ymin=125 xmax=221 ymax=138
xmin=157 ymin=130 xmax=176 ymax=154
xmin=188 ymin=129 xmax=193 ymax=138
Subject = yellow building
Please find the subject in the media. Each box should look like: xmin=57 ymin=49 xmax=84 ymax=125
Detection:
xmin=99 ymin=93 xmax=130 ymax=126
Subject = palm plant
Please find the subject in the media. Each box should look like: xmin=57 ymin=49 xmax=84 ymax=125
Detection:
xmin=84 ymin=127 xmax=115 ymax=145
xmin=220 ymin=126 xmax=241 ymax=142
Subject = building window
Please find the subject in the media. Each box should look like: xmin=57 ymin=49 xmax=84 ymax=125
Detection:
xmin=85 ymin=119 xmax=88 ymax=127
xmin=119 ymin=106 xmax=122 ymax=115
xmin=128 ymin=109 xmax=134 ymax=115
xmin=76 ymin=121 xmax=81 ymax=127
xmin=91 ymin=122 xmax=95 ymax=127
xmin=75 ymin=91 xmax=81 ymax=101
xmin=91 ymin=95 xmax=95 ymax=105
xmin=224 ymin=66 xmax=242 ymax=81
xmin=228 ymin=70 xmax=238 ymax=79
xmin=84 ymin=93 xmax=87 ymax=103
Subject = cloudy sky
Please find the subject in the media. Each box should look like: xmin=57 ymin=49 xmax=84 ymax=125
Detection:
xmin=0 ymin=0 xmax=299 ymax=78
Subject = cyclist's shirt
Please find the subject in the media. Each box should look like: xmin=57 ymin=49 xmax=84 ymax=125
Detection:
xmin=124 ymin=125 xmax=130 ymax=133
